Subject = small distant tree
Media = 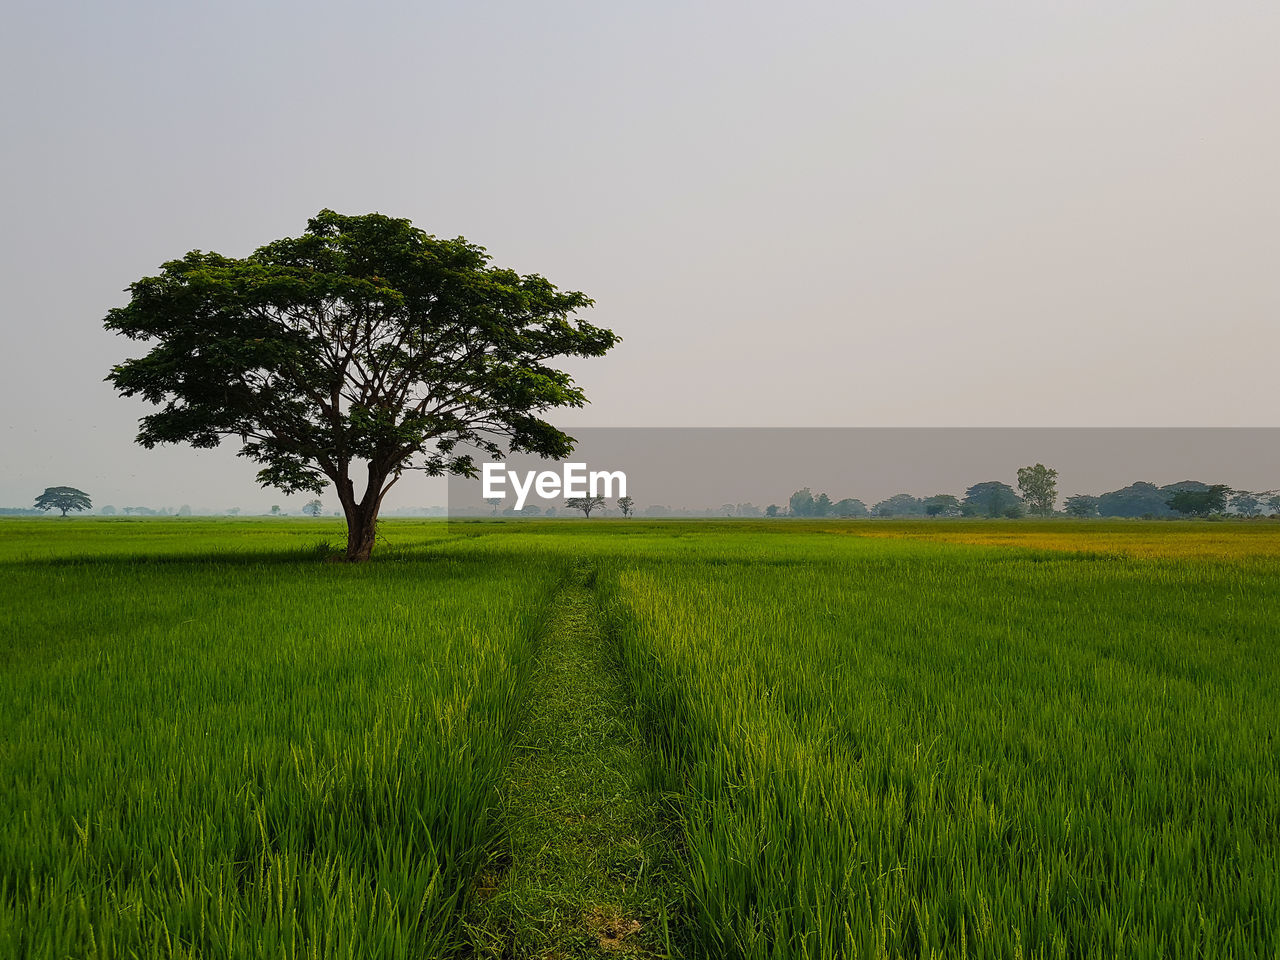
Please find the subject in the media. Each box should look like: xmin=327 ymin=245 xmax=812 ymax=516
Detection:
xmin=1268 ymin=494 xmax=1280 ymax=515
xmin=618 ymin=495 xmax=635 ymax=517
xmin=1064 ymin=494 xmax=1099 ymax=518
xmin=923 ymin=494 xmax=960 ymax=517
xmin=101 ymin=505 xmax=117 ymax=516
xmin=521 ymin=504 xmax=542 ymax=516
xmin=34 ymin=486 xmax=92 ymax=517
xmin=486 ymin=497 xmax=501 ymax=516
xmin=721 ymin=503 xmax=736 ymax=517
xmin=1016 ymin=464 xmax=1058 ymax=516
xmin=271 ymin=505 xmax=281 ymax=515
xmin=303 ymin=499 xmax=323 ymax=517
xmin=565 ymin=495 xmax=605 ymax=517
xmin=765 ymin=504 xmax=779 ymax=518
xmin=789 ymin=488 xmax=815 ymax=518
xmin=227 ymin=507 xmax=240 ymax=516
xmin=812 ymin=493 xmax=833 ymax=517
xmin=1167 ymin=485 xmax=1229 ymax=517
xmin=178 ymin=504 xmax=192 ymax=516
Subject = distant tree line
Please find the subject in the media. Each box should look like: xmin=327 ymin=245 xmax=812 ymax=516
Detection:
xmin=782 ymin=465 xmax=1279 ymax=519
xmin=788 ymin=483 xmax=1026 ymax=519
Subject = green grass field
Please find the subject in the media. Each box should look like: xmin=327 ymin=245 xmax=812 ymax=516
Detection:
xmin=1 ymin=518 xmax=1277 ymax=958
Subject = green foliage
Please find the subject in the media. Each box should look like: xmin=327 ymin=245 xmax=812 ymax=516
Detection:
xmin=1064 ymin=494 xmax=1099 ymax=517
xmin=565 ymin=495 xmax=606 ymax=517
xmin=33 ymin=486 xmax=91 ymax=517
xmin=962 ymin=481 xmax=1022 ymax=518
xmin=790 ymin=489 xmax=868 ymax=518
xmin=1099 ymin=481 xmax=1171 ymax=517
xmin=617 ymin=495 xmax=635 ymax=518
xmin=1229 ymin=491 xmax=1261 ymax=516
xmin=1016 ymin=463 xmax=1058 ymax=515
xmin=788 ymin=488 xmax=814 ymax=517
xmin=923 ymin=493 xmax=960 ymax=517
xmin=1167 ymin=484 xmax=1231 ymax=517
xmin=873 ymin=493 xmax=925 ymax=517
xmin=1097 ymin=480 xmax=1220 ymax=518
xmin=104 ymin=210 xmax=617 ymax=559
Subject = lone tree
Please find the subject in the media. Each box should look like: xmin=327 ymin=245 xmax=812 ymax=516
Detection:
xmin=35 ymin=486 xmax=92 ymax=517
xmin=1016 ymin=463 xmax=1058 ymax=516
xmin=105 ymin=210 xmax=617 ymax=560
xmin=565 ymin=495 xmax=605 ymax=518
xmin=303 ymin=499 xmax=323 ymax=517
xmin=617 ymin=495 xmax=635 ymax=517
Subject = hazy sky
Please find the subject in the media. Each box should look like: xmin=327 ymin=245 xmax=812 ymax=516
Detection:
xmin=2 ymin=2 xmax=1277 ymax=511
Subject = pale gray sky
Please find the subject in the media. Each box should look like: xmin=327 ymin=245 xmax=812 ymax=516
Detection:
xmin=2 ymin=1 xmax=1277 ymax=511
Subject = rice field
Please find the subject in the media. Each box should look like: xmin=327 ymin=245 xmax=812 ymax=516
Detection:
xmin=1 ymin=518 xmax=1277 ymax=958
xmin=0 ymin=520 xmax=554 ymax=958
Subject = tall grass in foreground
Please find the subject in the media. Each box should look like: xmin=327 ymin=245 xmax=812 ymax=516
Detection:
xmin=0 ymin=549 xmax=555 ymax=958
xmin=603 ymin=543 xmax=1280 ymax=959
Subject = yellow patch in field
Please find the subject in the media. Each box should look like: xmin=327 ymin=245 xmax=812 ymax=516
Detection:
xmin=840 ymin=521 xmax=1280 ymax=559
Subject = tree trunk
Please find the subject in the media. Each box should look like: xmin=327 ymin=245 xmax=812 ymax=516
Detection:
xmin=343 ymin=502 xmax=378 ymax=561
xmin=336 ymin=466 xmax=393 ymax=562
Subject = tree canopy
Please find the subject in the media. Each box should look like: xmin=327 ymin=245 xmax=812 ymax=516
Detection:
xmin=105 ymin=210 xmax=618 ymax=559
xmin=1167 ymin=485 xmax=1230 ymax=517
xmin=565 ymin=496 xmax=606 ymax=517
xmin=873 ymin=493 xmax=925 ymax=517
xmin=1063 ymin=494 xmax=1099 ymax=518
xmin=34 ymin=486 xmax=92 ymax=517
xmin=962 ymin=481 xmax=1022 ymax=518
xmin=1016 ymin=463 xmax=1058 ymax=516
xmin=1096 ymin=480 xmax=1211 ymax=518
xmin=923 ymin=494 xmax=961 ymax=517
xmin=1228 ymin=491 xmax=1261 ymax=516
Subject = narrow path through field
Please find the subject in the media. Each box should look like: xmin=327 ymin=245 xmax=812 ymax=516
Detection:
xmin=467 ymin=562 xmax=681 ymax=959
